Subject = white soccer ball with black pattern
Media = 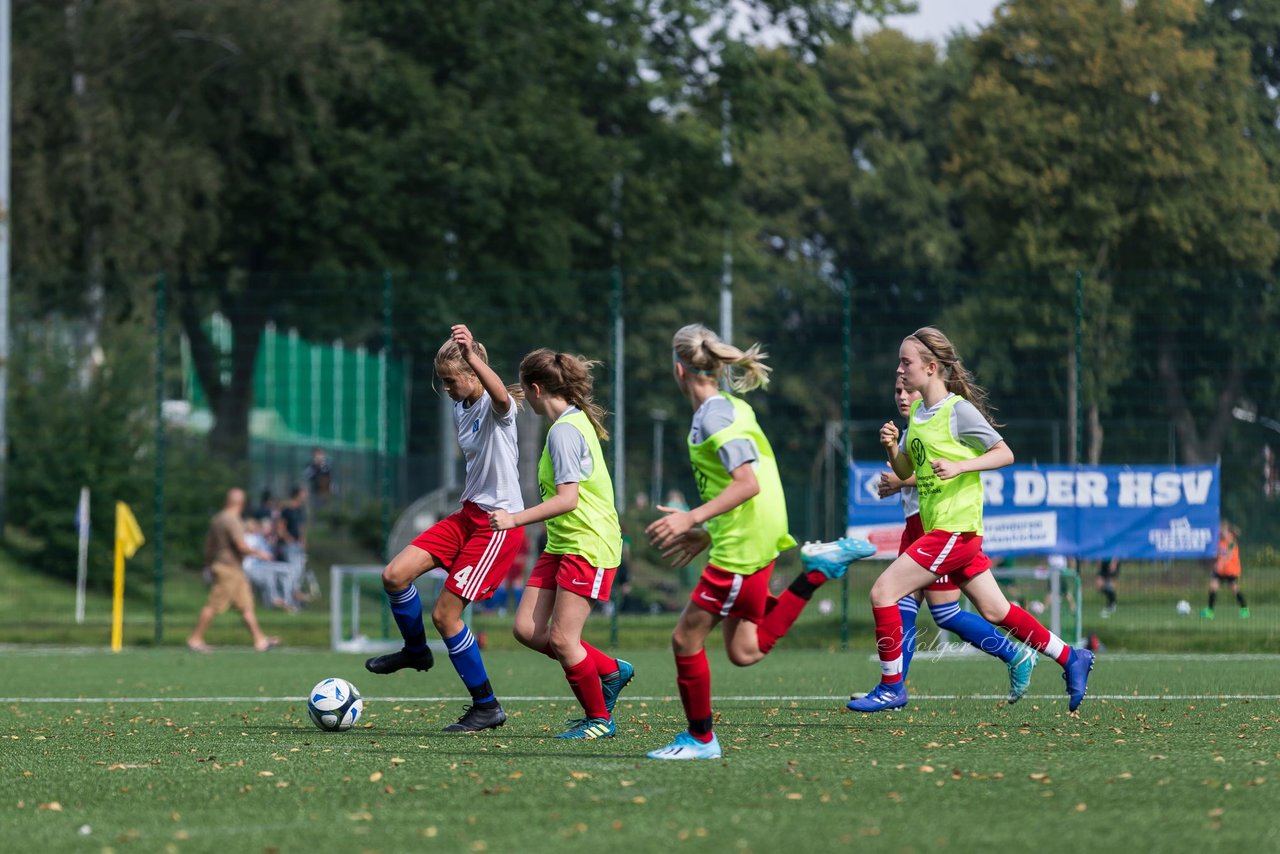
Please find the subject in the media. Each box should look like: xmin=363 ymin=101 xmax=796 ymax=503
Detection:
xmin=306 ymin=677 xmax=363 ymax=732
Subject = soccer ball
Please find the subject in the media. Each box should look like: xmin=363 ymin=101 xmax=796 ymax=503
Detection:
xmin=1176 ymin=600 xmax=1192 ymax=616
xmin=306 ymin=677 xmax=363 ymax=732
xmin=1028 ymin=600 xmax=1046 ymax=615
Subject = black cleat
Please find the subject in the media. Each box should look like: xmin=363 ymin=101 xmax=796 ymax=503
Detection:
xmin=364 ymin=647 xmax=435 ymax=675
xmin=442 ymin=703 xmax=507 ymax=732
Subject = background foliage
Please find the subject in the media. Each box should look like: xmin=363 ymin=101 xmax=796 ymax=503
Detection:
xmin=9 ymin=0 xmax=1280 ymax=576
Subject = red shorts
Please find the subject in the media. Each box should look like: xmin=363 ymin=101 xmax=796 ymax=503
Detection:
xmin=689 ymin=562 xmax=775 ymax=622
xmin=904 ymin=529 xmax=991 ymax=582
xmin=411 ymin=502 xmax=527 ymax=602
xmin=526 ymin=552 xmax=615 ymax=601
xmin=900 ymin=515 xmax=957 ymax=591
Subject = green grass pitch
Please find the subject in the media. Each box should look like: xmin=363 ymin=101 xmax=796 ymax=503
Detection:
xmin=5 ymin=648 xmax=1277 ymax=852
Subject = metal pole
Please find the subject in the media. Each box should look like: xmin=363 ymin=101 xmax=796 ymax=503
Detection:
xmin=380 ymin=272 xmax=393 ymax=562
xmin=650 ymin=409 xmax=667 ymax=507
xmin=1073 ymin=271 xmax=1084 ymax=620
xmin=333 ymin=339 xmax=343 ymax=446
xmin=840 ymin=271 xmax=853 ymax=651
xmin=719 ymin=91 xmax=733 ymax=346
xmin=1074 ymin=271 xmax=1083 ymax=465
xmin=153 ymin=273 xmax=167 ymax=644
xmin=611 ymin=268 xmax=625 ymax=512
xmin=0 ymin=0 xmax=11 ymax=531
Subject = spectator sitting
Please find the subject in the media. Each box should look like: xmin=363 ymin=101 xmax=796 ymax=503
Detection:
xmin=243 ymin=518 xmax=300 ymax=612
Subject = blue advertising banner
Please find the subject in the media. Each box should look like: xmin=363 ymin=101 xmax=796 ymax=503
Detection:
xmin=847 ymin=462 xmax=1220 ymax=560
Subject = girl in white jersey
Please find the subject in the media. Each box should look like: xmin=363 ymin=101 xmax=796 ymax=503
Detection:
xmin=364 ymin=324 xmax=527 ymax=734
xmin=849 ymin=327 xmax=1093 ymax=713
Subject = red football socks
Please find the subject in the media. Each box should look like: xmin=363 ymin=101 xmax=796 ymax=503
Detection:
xmin=872 ymin=604 xmax=905 ymax=684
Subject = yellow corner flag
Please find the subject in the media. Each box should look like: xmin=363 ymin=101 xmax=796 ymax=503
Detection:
xmin=111 ymin=502 xmax=146 ymax=652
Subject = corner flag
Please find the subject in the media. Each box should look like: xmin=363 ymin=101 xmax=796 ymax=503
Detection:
xmin=111 ymin=502 xmax=146 ymax=652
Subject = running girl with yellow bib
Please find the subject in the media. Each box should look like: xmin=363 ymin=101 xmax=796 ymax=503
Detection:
xmin=489 ymin=349 xmax=632 ymax=740
xmin=644 ymin=324 xmax=875 ymax=760
xmin=851 ymin=327 xmax=1093 ymax=713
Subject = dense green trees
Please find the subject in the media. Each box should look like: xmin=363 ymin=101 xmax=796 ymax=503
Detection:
xmin=9 ymin=0 xmax=1280 ymax=561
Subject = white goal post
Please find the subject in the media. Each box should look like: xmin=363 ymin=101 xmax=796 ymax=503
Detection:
xmin=329 ymin=564 xmax=456 ymax=654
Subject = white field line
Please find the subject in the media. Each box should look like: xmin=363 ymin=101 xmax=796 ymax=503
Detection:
xmin=3 ymin=645 xmax=1280 ymax=663
xmin=3 ymin=693 xmax=1278 ymax=704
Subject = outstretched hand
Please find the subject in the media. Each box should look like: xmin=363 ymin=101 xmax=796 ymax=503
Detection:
xmin=878 ymin=464 xmax=906 ymax=498
xmin=658 ymin=528 xmax=711 ymax=568
xmin=645 ymin=504 xmax=696 ymax=549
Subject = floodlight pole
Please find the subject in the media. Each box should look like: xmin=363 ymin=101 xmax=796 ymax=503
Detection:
xmin=719 ymin=91 xmax=733 ymax=347
xmin=0 ymin=0 xmax=11 ymax=531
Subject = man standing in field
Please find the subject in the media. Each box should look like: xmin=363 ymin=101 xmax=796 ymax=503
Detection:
xmin=187 ymin=488 xmax=281 ymax=653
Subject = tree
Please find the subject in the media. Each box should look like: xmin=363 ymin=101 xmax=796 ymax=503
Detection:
xmin=945 ymin=0 xmax=1280 ymax=463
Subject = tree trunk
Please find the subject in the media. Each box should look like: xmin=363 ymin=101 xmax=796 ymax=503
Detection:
xmin=1156 ymin=331 xmax=1243 ymax=464
xmin=1087 ymin=404 xmax=1103 ymax=464
xmin=66 ymin=1 xmax=105 ymax=371
xmin=178 ymin=282 xmax=264 ymax=471
xmin=1065 ymin=346 xmax=1078 ymax=464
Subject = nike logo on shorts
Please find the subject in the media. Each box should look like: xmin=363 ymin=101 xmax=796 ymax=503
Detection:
xmin=571 ymin=579 xmax=587 ymax=586
xmin=698 ymin=592 xmax=719 ymax=603
xmin=917 ymin=549 xmax=933 ymax=558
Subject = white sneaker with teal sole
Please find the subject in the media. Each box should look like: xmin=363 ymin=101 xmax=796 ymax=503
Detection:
xmin=646 ymin=731 xmax=722 ymax=760
xmin=800 ymin=537 xmax=878 ymax=579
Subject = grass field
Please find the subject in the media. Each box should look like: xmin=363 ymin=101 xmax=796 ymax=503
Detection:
xmin=4 ymin=539 xmax=1278 ymax=653
xmin=5 ymin=647 xmax=1277 ymax=853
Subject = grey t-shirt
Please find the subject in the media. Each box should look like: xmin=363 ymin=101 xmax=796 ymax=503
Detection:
xmin=690 ymin=395 xmax=758 ymax=474
xmin=911 ymin=393 xmax=1003 ymax=451
xmin=546 ymin=407 xmax=594 ymax=484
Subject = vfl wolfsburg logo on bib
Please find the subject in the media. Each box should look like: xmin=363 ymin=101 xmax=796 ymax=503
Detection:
xmin=910 ymin=437 xmax=927 ymax=469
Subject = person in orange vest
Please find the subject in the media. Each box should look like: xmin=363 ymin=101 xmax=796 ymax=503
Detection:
xmin=1203 ymin=519 xmax=1248 ymax=619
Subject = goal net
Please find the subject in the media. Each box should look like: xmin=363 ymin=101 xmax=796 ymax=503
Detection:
xmin=329 ymin=564 xmax=452 ymax=654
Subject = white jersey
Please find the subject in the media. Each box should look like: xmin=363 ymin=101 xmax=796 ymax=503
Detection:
xmin=456 ymin=391 xmax=524 ymax=513
xmin=898 ymin=430 xmax=919 ymax=518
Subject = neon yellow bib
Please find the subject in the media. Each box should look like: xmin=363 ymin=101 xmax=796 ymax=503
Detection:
xmin=906 ymin=395 xmax=986 ymax=535
xmin=688 ymin=395 xmax=797 ymax=574
xmin=539 ymin=410 xmax=622 ymax=568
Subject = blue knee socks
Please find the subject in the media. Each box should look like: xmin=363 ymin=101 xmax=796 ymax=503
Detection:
xmin=929 ymin=601 xmax=1019 ymax=663
xmin=898 ymin=596 xmax=920 ymax=680
xmin=387 ymin=585 xmax=428 ymax=653
xmin=444 ymin=626 xmax=496 ymax=706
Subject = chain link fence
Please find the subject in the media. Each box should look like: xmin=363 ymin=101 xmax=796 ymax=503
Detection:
xmin=6 ymin=268 xmax=1277 ymax=650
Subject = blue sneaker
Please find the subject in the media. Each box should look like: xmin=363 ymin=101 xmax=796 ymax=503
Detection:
xmin=1063 ymin=648 xmax=1095 ymax=712
xmin=646 ymin=731 xmax=722 ymax=760
xmin=800 ymin=537 xmax=878 ymax=579
xmin=601 ymin=659 xmax=635 ymax=716
xmin=846 ymin=681 xmax=908 ymax=712
xmin=555 ymin=716 xmax=616 ymax=739
xmin=1007 ymin=646 xmax=1037 ymax=704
